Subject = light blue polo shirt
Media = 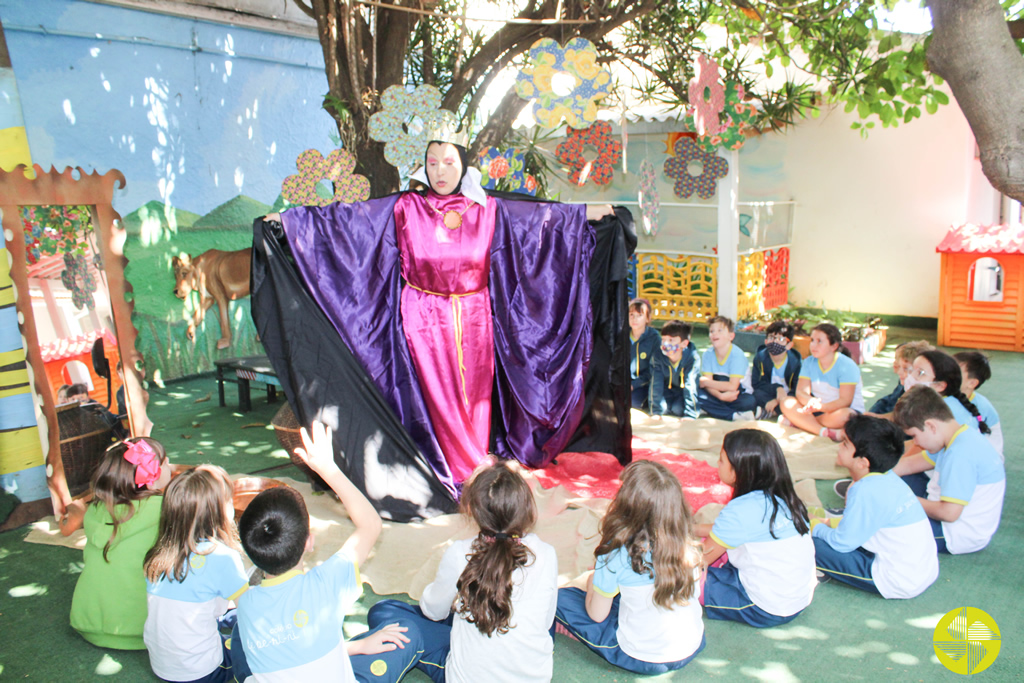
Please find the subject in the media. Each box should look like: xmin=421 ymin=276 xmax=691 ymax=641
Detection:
xmin=799 ymin=353 xmax=864 ymax=412
xmin=701 ymin=345 xmax=748 ymax=379
xmin=237 ymin=551 xmax=362 ymax=682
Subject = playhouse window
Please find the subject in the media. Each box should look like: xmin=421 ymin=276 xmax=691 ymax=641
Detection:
xmin=968 ymin=257 xmax=1004 ymax=303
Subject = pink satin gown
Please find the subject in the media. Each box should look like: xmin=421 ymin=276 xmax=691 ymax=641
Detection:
xmin=394 ymin=190 xmax=498 ymax=483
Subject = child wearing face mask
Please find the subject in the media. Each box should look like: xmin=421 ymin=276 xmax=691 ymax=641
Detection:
xmin=629 ymin=298 xmax=663 ymax=413
xmin=650 ymin=321 xmax=700 ymax=419
xmin=749 ymin=321 xmax=802 ymax=420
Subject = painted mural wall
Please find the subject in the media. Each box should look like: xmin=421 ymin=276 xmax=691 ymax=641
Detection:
xmin=2 ymin=0 xmax=335 ymax=383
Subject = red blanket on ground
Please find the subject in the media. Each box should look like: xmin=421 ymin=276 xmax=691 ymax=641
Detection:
xmin=535 ymin=446 xmax=733 ymax=511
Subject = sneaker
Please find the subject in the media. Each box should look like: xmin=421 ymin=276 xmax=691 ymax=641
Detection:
xmin=753 ymin=406 xmax=766 ymax=421
xmin=554 ymin=622 xmax=579 ymax=641
xmin=820 ymin=427 xmax=843 ymax=442
xmin=733 ymin=410 xmax=755 ymax=422
xmin=824 ymin=506 xmax=845 ymax=518
xmin=834 ymin=478 xmax=852 ymax=500
xmin=816 ymin=570 xmax=833 ymax=584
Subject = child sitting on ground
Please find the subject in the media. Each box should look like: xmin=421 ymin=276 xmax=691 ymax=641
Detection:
xmin=369 ymin=462 xmax=558 ymax=683
xmin=866 ymin=341 xmax=932 ymax=418
xmin=811 ymin=415 xmax=938 ymax=599
xmin=696 ymin=430 xmax=816 ymax=627
xmin=629 ymin=298 xmax=662 ymax=413
xmin=650 ymin=321 xmax=700 ymax=419
xmin=65 ymin=438 xmax=173 ymax=649
xmin=144 ymin=465 xmax=247 ymax=683
xmin=954 ymin=351 xmax=1003 ymax=457
xmin=555 ymin=461 xmax=705 ymax=674
xmin=893 ymin=386 xmax=1006 ymax=555
xmin=780 ymin=323 xmax=863 ymax=441
xmin=233 ymin=421 xmax=422 ymax=683
xmin=749 ymin=321 xmax=802 ymax=420
xmin=697 ymin=316 xmax=757 ymax=421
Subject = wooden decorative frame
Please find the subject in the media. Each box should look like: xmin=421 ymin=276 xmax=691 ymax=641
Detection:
xmin=0 ymin=165 xmax=151 ymax=512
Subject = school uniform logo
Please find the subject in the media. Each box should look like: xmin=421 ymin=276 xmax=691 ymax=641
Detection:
xmin=933 ymin=607 xmax=1001 ymax=674
xmin=293 ymin=610 xmax=309 ymax=628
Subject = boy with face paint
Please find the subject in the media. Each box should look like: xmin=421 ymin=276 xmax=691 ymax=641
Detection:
xmin=749 ymin=321 xmax=802 ymax=420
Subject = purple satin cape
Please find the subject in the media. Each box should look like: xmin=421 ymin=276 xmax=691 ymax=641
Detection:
xmin=282 ymin=194 xmax=594 ymax=496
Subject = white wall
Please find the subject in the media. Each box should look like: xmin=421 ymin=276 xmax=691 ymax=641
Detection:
xmin=779 ymin=99 xmax=995 ymax=317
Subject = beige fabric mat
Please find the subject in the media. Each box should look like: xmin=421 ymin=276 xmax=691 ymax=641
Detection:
xmin=24 ymin=416 xmax=832 ymax=600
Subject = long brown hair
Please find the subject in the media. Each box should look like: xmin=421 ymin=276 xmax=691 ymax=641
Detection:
xmin=91 ymin=437 xmax=164 ymax=562
xmin=455 ymin=462 xmax=537 ymax=636
xmin=144 ymin=465 xmax=239 ymax=583
xmin=594 ymin=461 xmax=700 ymax=609
xmin=721 ymin=430 xmax=810 ymax=536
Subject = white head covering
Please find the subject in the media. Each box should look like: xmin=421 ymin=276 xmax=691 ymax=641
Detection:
xmin=410 ymin=165 xmax=488 ymax=207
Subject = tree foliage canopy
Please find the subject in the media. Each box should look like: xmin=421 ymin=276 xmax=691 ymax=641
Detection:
xmin=293 ymin=0 xmax=1024 ymax=199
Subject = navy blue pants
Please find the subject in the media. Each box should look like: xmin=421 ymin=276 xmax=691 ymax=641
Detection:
xmin=812 ymin=538 xmax=881 ymax=594
xmin=367 ymin=600 xmax=455 ymax=683
xmin=703 ymin=564 xmax=804 ymax=627
xmin=901 ymin=473 xmax=949 ymax=554
xmin=698 ymin=389 xmax=757 ymax=420
xmin=554 ymin=587 xmax=705 ymax=674
xmin=631 ymin=385 xmax=650 ymax=412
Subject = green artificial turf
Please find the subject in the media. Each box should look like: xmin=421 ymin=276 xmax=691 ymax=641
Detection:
xmin=0 ymin=329 xmax=1019 ymax=680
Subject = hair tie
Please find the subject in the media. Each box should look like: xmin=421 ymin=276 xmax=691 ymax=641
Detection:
xmin=977 ymin=415 xmax=984 ymax=422
xmin=123 ymin=439 xmax=162 ymax=488
xmin=482 ymin=531 xmax=521 ymax=543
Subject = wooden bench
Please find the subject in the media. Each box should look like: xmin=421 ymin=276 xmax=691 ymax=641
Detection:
xmin=214 ymin=356 xmax=280 ymax=412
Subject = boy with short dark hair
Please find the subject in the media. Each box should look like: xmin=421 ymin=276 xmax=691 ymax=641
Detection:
xmin=698 ymin=316 xmax=756 ymax=420
xmin=650 ymin=320 xmax=700 ymax=419
xmin=892 ymin=386 xmax=1005 ymax=555
xmin=233 ymin=421 xmax=422 ymax=683
xmin=749 ymin=321 xmax=802 ymax=420
xmin=629 ymin=298 xmax=662 ymax=413
xmin=953 ymin=350 xmax=1003 ymax=456
xmin=811 ymin=415 xmax=938 ymax=598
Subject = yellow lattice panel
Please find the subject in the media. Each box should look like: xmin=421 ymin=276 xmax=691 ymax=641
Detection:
xmin=737 ymin=251 xmax=766 ymax=320
xmin=636 ymin=253 xmax=718 ymax=322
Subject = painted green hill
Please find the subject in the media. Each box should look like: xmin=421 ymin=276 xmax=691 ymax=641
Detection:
xmin=121 ymin=200 xmax=200 ymax=237
xmin=193 ymin=195 xmax=272 ymax=230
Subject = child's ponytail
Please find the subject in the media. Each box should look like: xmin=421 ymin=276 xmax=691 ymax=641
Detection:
xmin=92 ymin=437 xmax=165 ymax=561
xmin=456 ymin=463 xmax=536 ymax=636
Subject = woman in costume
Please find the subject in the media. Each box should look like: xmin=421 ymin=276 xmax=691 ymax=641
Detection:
xmin=256 ymin=131 xmax=619 ymax=519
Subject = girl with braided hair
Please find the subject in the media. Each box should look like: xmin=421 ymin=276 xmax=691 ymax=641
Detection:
xmin=904 ymin=350 xmax=990 ymax=436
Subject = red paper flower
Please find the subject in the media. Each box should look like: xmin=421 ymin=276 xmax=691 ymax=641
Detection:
xmin=489 ymin=156 xmax=510 ymax=179
xmin=555 ymin=121 xmax=622 ymax=186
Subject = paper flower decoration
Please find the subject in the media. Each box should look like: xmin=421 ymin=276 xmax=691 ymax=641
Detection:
xmin=515 ymin=37 xmax=612 ymax=129
xmin=368 ymin=84 xmax=458 ymax=169
xmin=689 ymin=54 xmax=726 ymax=138
xmin=638 ymin=159 xmax=660 ymax=236
xmin=61 ymin=252 xmax=97 ymax=310
xmin=477 ymin=147 xmax=538 ymax=196
xmin=663 ymin=137 xmax=729 ymax=200
xmin=281 ymin=149 xmax=370 ymax=206
xmin=695 ymin=81 xmax=757 ymax=153
xmin=555 ymin=122 xmax=622 ymax=186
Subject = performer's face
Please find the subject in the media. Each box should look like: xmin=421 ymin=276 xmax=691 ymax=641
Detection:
xmin=425 ymin=142 xmax=463 ymax=195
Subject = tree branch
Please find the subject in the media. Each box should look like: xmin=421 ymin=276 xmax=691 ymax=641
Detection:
xmin=292 ymin=0 xmax=315 ymax=19
xmin=1009 ymin=18 xmax=1024 ymax=40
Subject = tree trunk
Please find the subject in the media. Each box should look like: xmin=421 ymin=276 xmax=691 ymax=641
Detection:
xmin=927 ymin=0 xmax=1024 ymax=202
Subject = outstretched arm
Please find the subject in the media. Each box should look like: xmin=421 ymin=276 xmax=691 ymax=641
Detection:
xmin=293 ymin=420 xmax=383 ymax=567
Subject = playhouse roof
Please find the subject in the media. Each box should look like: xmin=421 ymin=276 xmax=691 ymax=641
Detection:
xmin=40 ymin=328 xmax=116 ymax=363
xmin=935 ymin=223 xmax=1024 ymax=255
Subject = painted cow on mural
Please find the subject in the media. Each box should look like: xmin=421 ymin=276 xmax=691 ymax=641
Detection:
xmin=172 ymin=248 xmax=252 ymax=350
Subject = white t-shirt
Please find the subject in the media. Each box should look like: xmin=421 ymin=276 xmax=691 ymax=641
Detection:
xmin=711 ymin=491 xmax=816 ymax=617
xmin=420 ymin=533 xmax=557 ymax=683
xmin=592 ymin=546 xmax=703 ymax=663
xmin=924 ymin=426 xmax=1006 ymax=555
xmin=812 ymin=471 xmax=938 ymax=599
xmin=145 ymin=540 xmax=249 ymax=682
